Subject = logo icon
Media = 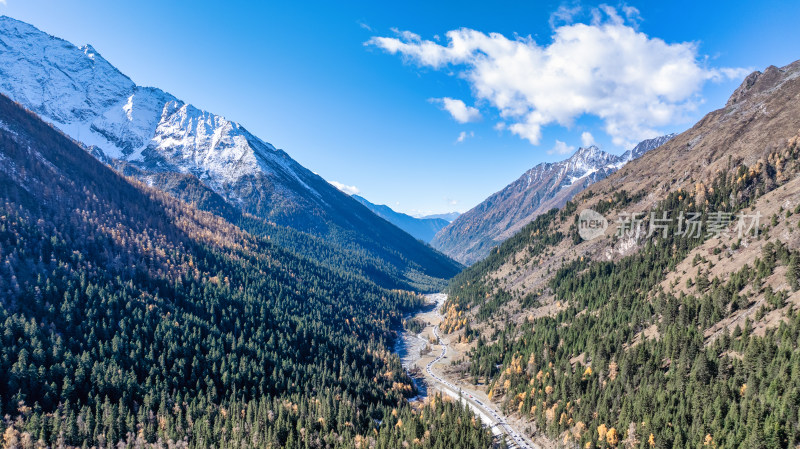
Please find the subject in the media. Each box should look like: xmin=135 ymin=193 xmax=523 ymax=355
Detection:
xmin=578 ymin=208 xmax=608 ymax=241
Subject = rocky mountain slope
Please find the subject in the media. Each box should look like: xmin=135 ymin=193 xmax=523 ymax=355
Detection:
xmin=0 ymin=15 xmax=460 ymax=290
xmin=432 ymin=135 xmax=673 ymax=265
xmin=353 ymin=195 xmax=450 ymax=242
xmin=441 ymin=60 xmax=800 ymax=448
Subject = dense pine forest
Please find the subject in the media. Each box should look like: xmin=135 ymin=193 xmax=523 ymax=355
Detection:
xmin=447 ymin=135 xmax=800 ymax=447
xmin=0 ymin=95 xmax=492 ymax=448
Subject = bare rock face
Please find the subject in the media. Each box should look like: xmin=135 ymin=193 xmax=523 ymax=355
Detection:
xmin=727 ymin=62 xmax=800 ymax=107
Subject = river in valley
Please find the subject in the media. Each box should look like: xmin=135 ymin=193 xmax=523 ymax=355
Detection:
xmin=392 ymin=292 xmax=540 ymax=448
xmin=393 ymin=293 xmax=447 ymax=398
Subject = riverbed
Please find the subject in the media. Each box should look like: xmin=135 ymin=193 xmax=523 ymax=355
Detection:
xmin=393 ymin=292 xmax=447 ymax=399
xmin=392 ymin=292 xmax=542 ymax=448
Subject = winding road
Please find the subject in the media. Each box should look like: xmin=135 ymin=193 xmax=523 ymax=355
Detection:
xmin=424 ymin=301 xmax=538 ymax=449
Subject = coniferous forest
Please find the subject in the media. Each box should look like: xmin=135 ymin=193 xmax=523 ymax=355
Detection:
xmin=446 ymin=131 xmax=800 ymax=448
xmin=0 ymin=94 xmax=492 ymax=448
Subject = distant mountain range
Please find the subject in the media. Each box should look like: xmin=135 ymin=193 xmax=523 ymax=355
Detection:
xmin=431 ymin=135 xmax=675 ymax=265
xmin=420 ymin=211 xmax=460 ymax=222
xmin=353 ymin=195 xmax=451 ymax=242
xmin=0 ymin=16 xmax=460 ymax=290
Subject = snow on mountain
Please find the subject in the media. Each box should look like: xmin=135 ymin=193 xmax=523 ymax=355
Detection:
xmin=0 ymin=16 xmax=311 ymax=196
xmin=431 ymin=136 xmax=675 ymax=265
xmin=557 ymin=145 xmax=624 ymax=187
xmin=0 ymin=18 xmax=134 ymax=125
xmin=91 ymin=87 xmax=178 ymax=159
xmin=621 ymin=133 xmax=677 ymax=162
xmin=0 ymin=15 xmax=463 ymax=289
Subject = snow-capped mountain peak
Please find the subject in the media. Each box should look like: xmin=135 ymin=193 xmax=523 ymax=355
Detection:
xmin=432 ymin=135 xmax=675 ymax=264
xmin=565 ymin=145 xmax=621 ymax=173
xmin=620 ymin=133 xmax=677 ymax=162
xmin=0 ymin=16 xmax=134 ymax=125
xmin=570 ymin=144 xmax=603 ymax=159
xmin=0 ymin=15 xmax=296 ymax=191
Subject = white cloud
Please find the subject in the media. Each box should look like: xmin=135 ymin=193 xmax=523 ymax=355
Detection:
xmin=621 ymin=5 xmax=642 ymax=27
xmin=581 ymin=131 xmax=595 ymax=147
xmin=391 ymin=27 xmax=422 ymax=43
xmin=329 ymin=181 xmax=360 ymax=196
xmin=431 ymin=97 xmax=482 ymax=123
xmin=367 ymin=6 xmax=748 ymax=147
xmin=456 ymin=130 xmax=474 ymax=143
xmin=549 ymin=140 xmax=575 ymax=155
xmin=549 ymin=5 xmax=582 ymax=28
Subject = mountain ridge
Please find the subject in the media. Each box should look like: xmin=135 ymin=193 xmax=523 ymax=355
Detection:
xmin=431 ymin=134 xmax=674 ymax=265
xmin=420 ymin=211 xmax=460 ymax=222
xmin=352 ymin=194 xmax=450 ymax=242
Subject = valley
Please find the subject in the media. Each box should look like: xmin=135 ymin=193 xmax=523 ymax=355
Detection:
xmin=1 ymin=5 xmax=799 ymax=449
xmin=397 ymin=294 xmax=540 ymax=449
xmin=0 ymin=91 xmax=492 ymax=449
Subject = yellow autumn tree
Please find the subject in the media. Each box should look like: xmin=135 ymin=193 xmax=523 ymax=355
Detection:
xmin=606 ymin=427 xmax=619 ymax=447
xmin=597 ymin=424 xmax=608 ymax=442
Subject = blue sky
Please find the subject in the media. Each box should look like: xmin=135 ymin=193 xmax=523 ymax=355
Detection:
xmin=2 ymin=0 xmax=798 ymax=215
